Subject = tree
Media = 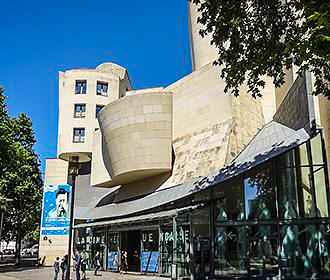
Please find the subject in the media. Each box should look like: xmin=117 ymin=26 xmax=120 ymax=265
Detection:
xmin=190 ymin=0 xmax=330 ymax=98
xmin=0 ymin=87 xmax=43 ymax=262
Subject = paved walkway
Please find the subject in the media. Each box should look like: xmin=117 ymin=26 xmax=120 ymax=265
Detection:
xmin=0 ymin=267 xmax=165 ymax=280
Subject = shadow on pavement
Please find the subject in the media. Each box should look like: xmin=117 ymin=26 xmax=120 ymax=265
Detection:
xmin=0 ymin=258 xmax=41 ymax=273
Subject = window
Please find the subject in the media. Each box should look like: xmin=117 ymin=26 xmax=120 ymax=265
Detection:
xmin=96 ymin=82 xmax=108 ymax=96
xmin=74 ymin=104 xmax=86 ymax=118
xmin=73 ymin=128 xmax=85 ymax=143
xmin=75 ymin=81 xmax=87 ymax=94
xmin=96 ymin=105 xmax=104 ymax=118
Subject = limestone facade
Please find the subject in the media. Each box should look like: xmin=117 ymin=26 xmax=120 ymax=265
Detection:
xmin=91 ymin=62 xmax=264 ymax=205
xmin=188 ymin=1 xmax=277 ymax=124
xmin=40 ymin=2 xmax=291 ymax=265
xmin=39 ymin=158 xmax=69 ymax=266
xmin=43 ymin=158 xmax=68 ymax=186
xmin=97 ymin=91 xmax=173 ymax=186
xmin=40 ymin=62 xmax=131 ymax=265
xmin=57 ymin=63 xmax=131 ymax=162
xmin=188 ymin=2 xmax=218 ymax=71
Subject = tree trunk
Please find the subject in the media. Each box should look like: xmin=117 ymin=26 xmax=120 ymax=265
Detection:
xmin=16 ymin=219 xmax=22 ymax=265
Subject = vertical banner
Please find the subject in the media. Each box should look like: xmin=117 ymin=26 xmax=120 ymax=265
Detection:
xmin=41 ymin=184 xmax=71 ymax=235
xmin=141 ymin=251 xmax=159 ymax=272
xmin=108 ymin=251 xmax=119 ymax=270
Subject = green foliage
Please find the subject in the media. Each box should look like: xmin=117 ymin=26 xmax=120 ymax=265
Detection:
xmin=190 ymin=0 xmax=330 ymax=98
xmin=0 ymin=87 xmax=43 ymax=248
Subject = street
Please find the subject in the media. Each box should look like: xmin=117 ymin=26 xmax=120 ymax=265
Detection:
xmin=0 ymin=267 xmax=165 ymax=280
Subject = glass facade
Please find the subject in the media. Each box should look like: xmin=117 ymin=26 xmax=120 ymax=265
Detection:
xmin=159 ymin=214 xmax=190 ymax=277
xmin=74 ymin=227 xmax=93 ymax=269
xmin=74 ymin=132 xmax=330 ymax=279
xmin=209 ymin=131 xmax=330 ymax=279
xmin=107 ymin=232 xmax=119 ymax=271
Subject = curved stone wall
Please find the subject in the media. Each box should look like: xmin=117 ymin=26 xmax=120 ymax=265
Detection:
xmin=98 ymin=91 xmax=173 ymax=185
xmin=188 ymin=2 xmax=218 ymax=71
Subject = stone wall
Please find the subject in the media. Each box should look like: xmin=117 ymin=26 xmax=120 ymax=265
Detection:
xmin=97 ymin=91 xmax=173 ymax=186
xmin=39 ymin=159 xmax=69 ymax=266
xmin=57 ymin=63 xmax=131 ymax=162
xmin=273 ymin=72 xmax=314 ymax=133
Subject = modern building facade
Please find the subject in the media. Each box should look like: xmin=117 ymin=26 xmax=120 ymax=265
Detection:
xmin=39 ymin=63 xmax=131 ymax=264
xmin=40 ymin=2 xmax=330 ymax=279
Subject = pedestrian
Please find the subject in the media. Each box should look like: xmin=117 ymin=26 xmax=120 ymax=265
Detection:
xmin=60 ymin=255 xmax=68 ymax=280
xmin=93 ymin=251 xmax=101 ymax=276
xmin=121 ymin=251 xmax=128 ymax=273
xmin=73 ymin=251 xmax=81 ymax=280
xmin=81 ymin=252 xmax=87 ymax=280
xmin=54 ymin=257 xmax=60 ymax=280
xmin=133 ymin=249 xmax=139 ymax=272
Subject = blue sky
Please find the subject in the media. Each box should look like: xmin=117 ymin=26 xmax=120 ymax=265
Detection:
xmin=0 ymin=1 xmax=192 ymax=174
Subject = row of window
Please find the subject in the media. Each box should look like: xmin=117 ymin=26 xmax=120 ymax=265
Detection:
xmin=74 ymin=104 xmax=104 ymax=118
xmin=75 ymin=80 xmax=108 ymax=96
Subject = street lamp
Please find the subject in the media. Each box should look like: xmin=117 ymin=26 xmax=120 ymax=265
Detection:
xmin=66 ymin=156 xmax=79 ymax=280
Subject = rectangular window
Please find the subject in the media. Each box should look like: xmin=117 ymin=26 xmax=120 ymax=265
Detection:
xmin=75 ymin=81 xmax=87 ymax=94
xmin=73 ymin=128 xmax=85 ymax=143
xmin=96 ymin=82 xmax=108 ymax=96
xmin=95 ymin=105 xmax=104 ymax=118
xmin=74 ymin=104 xmax=86 ymax=118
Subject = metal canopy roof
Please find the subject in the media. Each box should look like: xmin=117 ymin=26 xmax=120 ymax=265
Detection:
xmin=75 ymin=121 xmax=310 ymax=222
xmin=74 ymin=205 xmax=197 ymax=229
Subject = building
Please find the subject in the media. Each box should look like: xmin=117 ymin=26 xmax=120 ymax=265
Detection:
xmin=39 ymin=63 xmax=131 ymax=264
xmin=39 ymin=2 xmax=330 ymax=279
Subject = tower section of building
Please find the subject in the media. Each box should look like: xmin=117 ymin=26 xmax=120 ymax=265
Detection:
xmin=39 ymin=62 xmax=131 ymax=265
xmin=188 ymin=1 xmax=218 ymax=71
xmin=188 ymin=2 xmax=277 ymax=123
xmin=57 ymin=63 xmax=131 ymax=163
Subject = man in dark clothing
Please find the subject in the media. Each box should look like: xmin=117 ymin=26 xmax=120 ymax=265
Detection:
xmin=94 ymin=251 xmax=101 ymax=276
xmin=60 ymin=255 xmax=68 ymax=280
xmin=74 ymin=251 xmax=81 ymax=280
xmin=54 ymin=257 xmax=60 ymax=280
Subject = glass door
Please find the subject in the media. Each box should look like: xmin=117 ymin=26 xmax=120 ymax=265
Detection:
xmin=107 ymin=232 xmax=119 ymax=271
xmin=192 ymin=207 xmax=211 ymax=279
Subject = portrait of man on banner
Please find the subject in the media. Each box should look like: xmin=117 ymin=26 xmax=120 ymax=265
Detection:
xmin=47 ymin=188 xmax=69 ymax=219
xmin=41 ymin=184 xmax=71 ymax=235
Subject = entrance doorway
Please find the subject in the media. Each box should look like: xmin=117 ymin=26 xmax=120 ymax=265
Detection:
xmin=121 ymin=230 xmax=141 ymax=272
xmin=192 ymin=207 xmax=211 ymax=279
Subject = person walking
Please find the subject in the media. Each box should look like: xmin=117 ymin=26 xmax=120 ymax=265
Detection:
xmin=121 ymin=251 xmax=128 ymax=274
xmin=60 ymin=255 xmax=68 ymax=280
xmin=54 ymin=257 xmax=60 ymax=280
xmin=133 ymin=250 xmax=139 ymax=272
xmin=73 ymin=251 xmax=81 ymax=280
xmin=81 ymin=252 xmax=87 ymax=280
xmin=93 ymin=251 xmax=101 ymax=276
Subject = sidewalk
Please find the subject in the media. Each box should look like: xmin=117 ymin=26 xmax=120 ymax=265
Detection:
xmin=0 ymin=266 xmax=166 ymax=280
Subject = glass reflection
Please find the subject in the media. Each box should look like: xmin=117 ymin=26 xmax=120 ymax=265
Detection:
xmin=160 ymin=220 xmax=173 ymax=276
xmin=314 ymin=167 xmax=329 ymax=217
xmin=248 ymin=224 xmax=278 ymax=277
xmin=214 ymin=199 xmax=234 ymax=270
xmin=244 ymin=165 xmax=276 ymax=220
xmin=311 ymin=134 xmax=324 ymax=165
xmin=304 ymin=222 xmax=329 ymax=277
xmin=280 ymin=221 xmax=330 ymax=279
xmin=214 ymin=178 xmax=243 ymax=220
xmin=237 ymin=202 xmax=248 ymax=271
xmin=193 ymin=208 xmax=210 ymax=278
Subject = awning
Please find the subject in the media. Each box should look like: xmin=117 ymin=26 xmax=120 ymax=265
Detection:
xmin=74 ymin=205 xmax=197 ymax=229
xmin=76 ymin=121 xmax=310 ymax=221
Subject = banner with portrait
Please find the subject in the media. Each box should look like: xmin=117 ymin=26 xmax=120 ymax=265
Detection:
xmin=41 ymin=184 xmax=71 ymax=235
